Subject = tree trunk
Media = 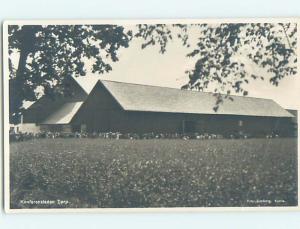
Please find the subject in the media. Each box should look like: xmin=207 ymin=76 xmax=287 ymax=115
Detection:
xmin=9 ymin=26 xmax=37 ymax=123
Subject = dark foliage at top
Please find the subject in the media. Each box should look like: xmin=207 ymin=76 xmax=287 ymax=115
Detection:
xmin=136 ymin=23 xmax=297 ymax=110
xmin=8 ymin=23 xmax=297 ymax=122
xmin=8 ymin=25 xmax=132 ymax=122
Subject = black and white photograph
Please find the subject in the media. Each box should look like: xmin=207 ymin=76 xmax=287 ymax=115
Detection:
xmin=3 ymin=19 xmax=299 ymax=212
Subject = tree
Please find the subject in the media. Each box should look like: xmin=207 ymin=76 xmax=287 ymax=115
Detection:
xmin=8 ymin=25 xmax=132 ymax=123
xmin=8 ymin=22 xmax=297 ymax=122
xmin=135 ymin=23 xmax=297 ymax=110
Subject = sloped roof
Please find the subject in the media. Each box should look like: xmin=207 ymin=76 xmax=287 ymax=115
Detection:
xmin=24 ymin=76 xmax=88 ymax=124
xmin=41 ymin=102 xmax=84 ymax=124
xmin=99 ymin=80 xmax=293 ymax=117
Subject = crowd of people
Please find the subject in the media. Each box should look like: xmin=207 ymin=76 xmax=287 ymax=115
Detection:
xmin=9 ymin=130 xmax=282 ymax=142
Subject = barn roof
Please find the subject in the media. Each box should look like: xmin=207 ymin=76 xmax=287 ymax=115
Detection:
xmin=26 ymin=76 xmax=88 ymax=110
xmin=99 ymin=80 xmax=293 ymax=117
xmin=41 ymin=102 xmax=84 ymax=124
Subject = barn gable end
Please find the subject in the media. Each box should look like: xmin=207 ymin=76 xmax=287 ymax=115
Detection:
xmin=71 ymin=80 xmax=124 ymax=133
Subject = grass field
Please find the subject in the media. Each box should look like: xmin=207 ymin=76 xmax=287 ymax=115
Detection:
xmin=10 ymin=138 xmax=298 ymax=208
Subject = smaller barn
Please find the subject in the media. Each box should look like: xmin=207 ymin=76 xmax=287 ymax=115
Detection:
xmin=22 ymin=76 xmax=88 ymax=133
xmin=22 ymin=78 xmax=295 ymax=137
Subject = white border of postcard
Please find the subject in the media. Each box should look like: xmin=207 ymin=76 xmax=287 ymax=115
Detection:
xmin=3 ymin=17 xmax=300 ymax=213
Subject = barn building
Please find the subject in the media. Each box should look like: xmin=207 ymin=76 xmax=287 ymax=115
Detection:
xmin=22 ymin=77 xmax=296 ymax=137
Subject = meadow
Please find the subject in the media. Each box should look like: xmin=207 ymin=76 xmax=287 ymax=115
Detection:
xmin=9 ymin=138 xmax=298 ymax=208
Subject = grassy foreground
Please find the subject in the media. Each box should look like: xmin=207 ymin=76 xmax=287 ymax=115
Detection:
xmin=10 ymin=138 xmax=297 ymax=208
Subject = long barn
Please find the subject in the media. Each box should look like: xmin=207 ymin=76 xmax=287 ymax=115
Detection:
xmin=22 ymin=77 xmax=296 ymax=137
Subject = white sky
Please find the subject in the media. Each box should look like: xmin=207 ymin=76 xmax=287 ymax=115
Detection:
xmin=11 ymin=24 xmax=300 ymax=110
xmin=75 ymin=29 xmax=300 ymax=111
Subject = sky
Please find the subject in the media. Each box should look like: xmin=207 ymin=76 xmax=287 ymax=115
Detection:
xmin=74 ymin=25 xmax=300 ymax=110
xmin=10 ymin=23 xmax=300 ymax=110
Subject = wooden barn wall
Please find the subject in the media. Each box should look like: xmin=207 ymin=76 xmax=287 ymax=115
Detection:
xmin=107 ymin=111 xmax=292 ymax=136
xmin=70 ymin=82 xmax=294 ymax=136
xmin=71 ymin=82 xmax=122 ymax=133
xmin=40 ymin=124 xmax=72 ymax=133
